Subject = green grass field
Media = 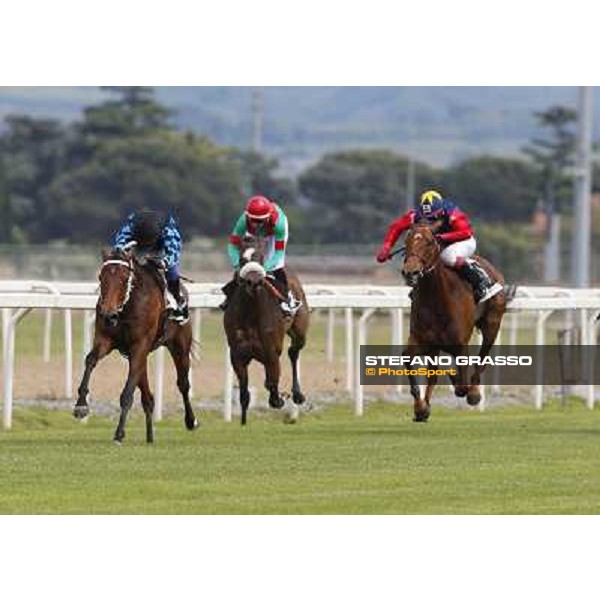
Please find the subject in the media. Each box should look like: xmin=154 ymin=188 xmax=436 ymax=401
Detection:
xmin=2 ymin=402 xmax=600 ymax=514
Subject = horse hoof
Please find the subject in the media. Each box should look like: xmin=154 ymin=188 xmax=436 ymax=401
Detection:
xmin=413 ymin=407 xmax=431 ymax=422
xmin=186 ymin=418 xmax=199 ymax=431
xmin=113 ymin=439 xmax=123 ymax=446
xmin=292 ymin=391 xmax=306 ymax=405
xmin=269 ymin=397 xmax=285 ymax=410
xmin=73 ymin=405 xmax=90 ymax=420
xmin=454 ymin=386 xmax=468 ymax=398
xmin=467 ymin=391 xmax=481 ymax=406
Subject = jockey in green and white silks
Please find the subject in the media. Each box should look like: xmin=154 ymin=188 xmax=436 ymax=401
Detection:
xmin=222 ymin=195 xmax=301 ymax=315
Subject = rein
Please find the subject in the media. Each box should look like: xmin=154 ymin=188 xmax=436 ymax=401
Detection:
xmin=404 ymin=236 xmax=441 ymax=278
xmin=239 ymin=259 xmax=287 ymax=303
xmin=263 ymin=277 xmax=287 ymax=302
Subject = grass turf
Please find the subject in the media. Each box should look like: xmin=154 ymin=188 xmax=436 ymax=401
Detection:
xmin=1 ymin=402 xmax=600 ymax=514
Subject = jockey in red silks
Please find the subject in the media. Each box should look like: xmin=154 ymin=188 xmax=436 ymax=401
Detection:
xmin=376 ymin=190 xmax=503 ymax=303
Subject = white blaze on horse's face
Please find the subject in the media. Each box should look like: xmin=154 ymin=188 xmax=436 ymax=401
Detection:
xmin=98 ymin=259 xmax=134 ymax=318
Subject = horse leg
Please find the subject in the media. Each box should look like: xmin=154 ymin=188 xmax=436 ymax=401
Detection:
xmin=288 ymin=328 xmax=306 ymax=405
xmin=416 ymin=350 xmax=440 ymax=422
xmin=415 ymin=372 xmax=439 ymax=423
xmin=74 ymin=336 xmax=112 ymax=420
xmin=167 ymin=332 xmax=199 ymax=431
xmin=232 ymin=354 xmax=251 ymax=426
xmin=264 ymin=353 xmax=284 ymax=410
xmin=113 ymin=348 xmax=148 ymax=444
xmin=137 ymin=364 xmax=155 ymax=444
xmin=403 ymin=342 xmax=429 ymax=422
xmin=468 ymin=307 xmax=504 ymax=406
xmin=449 ymin=344 xmax=469 ymax=398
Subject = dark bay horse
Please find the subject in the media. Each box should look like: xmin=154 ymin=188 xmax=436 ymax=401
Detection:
xmin=223 ymin=237 xmax=310 ymax=425
xmin=73 ymin=246 xmax=199 ymax=443
xmin=401 ymin=223 xmax=510 ymax=422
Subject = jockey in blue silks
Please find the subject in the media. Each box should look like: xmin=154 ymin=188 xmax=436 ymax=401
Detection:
xmin=111 ymin=208 xmax=188 ymax=323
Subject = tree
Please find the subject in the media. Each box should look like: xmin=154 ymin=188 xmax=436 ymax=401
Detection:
xmin=82 ymin=86 xmax=172 ymax=137
xmin=440 ymin=156 xmax=539 ymax=222
xmin=228 ymin=149 xmax=298 ymax=205
xmin=45 ymin=132 xmax=243 ymax=243
xmin=0 ymin=115 xmax=67 ymax=241
xmin=298 ymin=150 xmax=441 ymax=244
xmin=69 ymin=87 xmax=174 ymax=165
xmin=523 ymin=105 xmax=577 ymax=212
xmin=0 ymin=156 xmax=12 ymax=242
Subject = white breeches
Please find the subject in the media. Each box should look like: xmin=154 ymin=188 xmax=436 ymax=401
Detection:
xmin=440 ymin=236 xmax=477 ymax=267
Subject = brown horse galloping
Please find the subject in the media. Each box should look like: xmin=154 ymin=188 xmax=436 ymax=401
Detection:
xmin=73 ymin=246 xmax=199 ymax=443
xmin=223 ymin=236 xmax=310 ymax=425
xmin=401 ymin=223 xmax=510 ymax=422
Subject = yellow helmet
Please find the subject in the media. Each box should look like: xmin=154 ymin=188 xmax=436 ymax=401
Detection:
xmin=419 ymin=190 xmax=444 ymax=218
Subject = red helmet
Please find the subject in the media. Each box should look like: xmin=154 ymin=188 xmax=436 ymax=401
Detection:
xmin=245 ymin=196 xmax=272 ymax=220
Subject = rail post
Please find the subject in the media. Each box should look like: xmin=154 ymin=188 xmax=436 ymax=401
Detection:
xmin=326 ymin=309 xmax=335 ymax=362
xmin=223 ymin=345 xmax=233 ymax=422
xmin=355 ymin=308 xmax=376 ymax=416
xmin=345 ymin=308 xmax=353 ymax=393
xmin=64 ymin=309 xmax=73 ymax=399
xmin=153 ymin=346 xmax=165 ymax=421
xmin=2 ymin=308 xmax=33 ymax=429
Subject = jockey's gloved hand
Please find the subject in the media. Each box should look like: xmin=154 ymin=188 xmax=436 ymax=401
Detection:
xmin=149 ymin=256 xmax=167 ymax=270
xmin=376 ymin=246 xmax=391 ymax=263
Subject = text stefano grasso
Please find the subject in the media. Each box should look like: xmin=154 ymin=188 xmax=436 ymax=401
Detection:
xmin=364 ymin=355 xmax=533 ymax=367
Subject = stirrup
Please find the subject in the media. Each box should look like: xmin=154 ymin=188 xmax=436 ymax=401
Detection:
xmin=170 ymin=301 xmax=189 ymax=324
xmin=477 ymin=282 xmax=503 ymax=304
xmin=281 ymin=293 xmax=302 ymax=316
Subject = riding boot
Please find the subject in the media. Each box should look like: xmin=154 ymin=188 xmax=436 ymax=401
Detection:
xmin=272 ymin=269 xmax=302 ymax=316
xmin=458 ymin=260 xmax=503 ymax=304
xmin=220 ymin=278 xmax=238 ymax=311
xmin=281 ymin=290 xmax=302 ymax=316
xmin=167 ymin=277 xmax=189 ymax=323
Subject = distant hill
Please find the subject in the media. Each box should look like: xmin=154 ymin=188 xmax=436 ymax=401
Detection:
xmin=0 ymin=86 xmax=594 ymax=173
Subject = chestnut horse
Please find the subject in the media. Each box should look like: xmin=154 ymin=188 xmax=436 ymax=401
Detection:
xmin=401 ymin=223 xmax=510 ymax=422
xmin=73 ymin=246 xmax=199 ymax=443
xmin=223 ymin=236 xmax=310 ymax=425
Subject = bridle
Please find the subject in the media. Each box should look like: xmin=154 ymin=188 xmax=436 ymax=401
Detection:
xmin=403 ymin=231 xmax=441 ymax=281
xmin=238 ymin=253 xmax=287 ymax=303
xmin=98 ymin=257 xmax=135 ymax=313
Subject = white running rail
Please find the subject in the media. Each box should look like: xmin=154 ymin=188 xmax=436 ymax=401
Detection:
xmin=1 ymin=281 xmax=600 ymax=429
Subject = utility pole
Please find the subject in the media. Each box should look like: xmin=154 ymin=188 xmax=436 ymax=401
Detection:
xmin=251 ymin=87 xmax=264 ymax=153
xmin=405 ymin=157 xmax=415 ymax=211
xmin=571 ymin=86 xmax=594 ymax=287
xmin=544 ymin=182 xmax=561 ymax=283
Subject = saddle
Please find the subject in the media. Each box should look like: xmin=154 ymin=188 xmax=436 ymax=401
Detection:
xmin=138 ymin=257 xmax=188 ymax=325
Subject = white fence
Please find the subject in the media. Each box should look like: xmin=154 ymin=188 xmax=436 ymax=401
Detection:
xmin=1 ymin=280 xmax=600 ymax=429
